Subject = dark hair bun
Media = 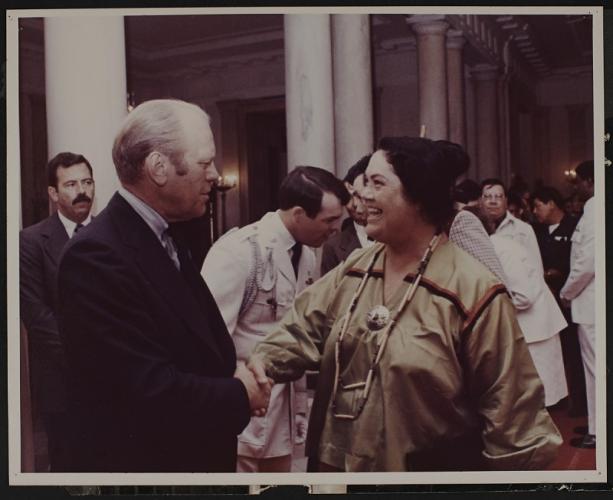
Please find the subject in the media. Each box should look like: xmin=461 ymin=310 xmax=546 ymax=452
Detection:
xmin=376 ymin=136 xmax=471 ymax=229
xmin=434 ymin=140 xmax=470 ymax=182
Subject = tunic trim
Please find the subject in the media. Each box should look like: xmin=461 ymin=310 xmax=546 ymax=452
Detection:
xmin=461 ymin=284 xmax=507 ymax=336
xmin=344 ymin=268 xmax=470 ymax=319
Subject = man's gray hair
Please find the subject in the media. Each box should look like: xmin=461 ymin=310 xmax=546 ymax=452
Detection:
xmin=112 ymin=99 xmax=209 ymax=184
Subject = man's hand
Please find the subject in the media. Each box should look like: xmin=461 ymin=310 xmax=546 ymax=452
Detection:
xmin=246 ymin=356 xmax=270 ymax=385
xmin=234 ymin=362 xmax=271 ymax=416
xmin=295 ymin=413 xmax=307 ymax=445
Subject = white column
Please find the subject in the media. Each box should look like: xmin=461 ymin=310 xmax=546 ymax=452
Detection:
xmin=472 ymin=64 xmax=500 ymax=180
xmin=284 ymin=15 xmax=335 ymax=172
xmin=408 ymin=15 xmax=449 ymax=140
xmin=446 ymin=30 xmax=466 ymax=147
xmin=332 ymin=14 xmax=374 ymax=178
xmin=45 ymin=16 xmax=127 ymax=212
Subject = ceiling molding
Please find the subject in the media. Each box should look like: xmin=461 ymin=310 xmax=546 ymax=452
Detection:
xmin=129 ymin=27 xmax=283 ymax=63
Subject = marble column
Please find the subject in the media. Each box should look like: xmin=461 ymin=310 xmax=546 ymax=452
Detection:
xmin=332 ymin=14 xmax=374 ymax=178
xmin=408 ymin=15 xmax=449 ymax=140
xmin=446 ymin=30 xmax=466 ymax=147
xmin=45 ymin=16 xmax=127 ymax=212
xmin=284 ymin=15 xmax=335 ymax=172
xmin=472 ymin=64 xmax=500 ymax=180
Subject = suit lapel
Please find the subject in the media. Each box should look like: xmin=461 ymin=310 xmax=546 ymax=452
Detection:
xmin=109 ymin=195 xmax=225 ymax=362
xmin=42 ymin=213 xmax=69 ymax=266
xmin=339 ymin=223 xmax=361 ymax=257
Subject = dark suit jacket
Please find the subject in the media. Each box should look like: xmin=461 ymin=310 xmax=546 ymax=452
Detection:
xmin=57 ymin=193 xmax=250 ymax=472
xmin=20 ymin=212 xmax=69 ymax=414
xmin=320 ymin=220 xmax=362 ymax=276
xmin=534 ymin=214 xmax=578 ymax=293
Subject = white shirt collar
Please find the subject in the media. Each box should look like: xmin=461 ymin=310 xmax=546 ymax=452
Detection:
xmin=268 ymin=210 xmax=297 ymax=252
xmin=118 ymin=186 xmax=168 ymax=243
xmin=57 ymin=210 xmax=92 ymax=238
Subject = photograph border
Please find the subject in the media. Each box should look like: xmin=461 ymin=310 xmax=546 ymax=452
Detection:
xmin=5 ymin=3 xmax=607 ymax=487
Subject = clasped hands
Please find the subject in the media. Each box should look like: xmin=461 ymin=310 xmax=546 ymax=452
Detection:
xmin=234 ymin=358 xmax=273 ymax=417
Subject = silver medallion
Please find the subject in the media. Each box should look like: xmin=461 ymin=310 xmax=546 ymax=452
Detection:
xmin=366 ymin=305 xmax=390 ymax=331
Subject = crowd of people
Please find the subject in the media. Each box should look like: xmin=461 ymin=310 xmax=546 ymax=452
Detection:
xmin=19 ymin=98 xmax=596 ymax=473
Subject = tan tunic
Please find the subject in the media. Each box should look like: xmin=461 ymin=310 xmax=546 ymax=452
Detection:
xmin=252 ymin=241 xmax=562 ymax=471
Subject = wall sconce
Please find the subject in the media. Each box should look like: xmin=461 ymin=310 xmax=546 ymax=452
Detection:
xmin=127 ymin=91 xmax=136 ymax=113
xmin=564 ymin=169 xmax=577 ymax=183
xmin=217 ymin=174 xmax=238 ymax=191
xmin=216 ymin=174 xmax=238 ymax=236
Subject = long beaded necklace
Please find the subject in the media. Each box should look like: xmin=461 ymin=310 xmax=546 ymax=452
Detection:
xmin=331 ymin=232 xmax=442 ymax=420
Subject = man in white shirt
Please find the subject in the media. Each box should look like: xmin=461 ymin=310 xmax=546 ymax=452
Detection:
xmin=20 ymin=152 xmax=95 ymax=471
xmin=480 ymin=178 xmax=544 ymax=275
xmin=203 ymin=166 xmax=348 ymax=472
xmin=321 ymin=155 xmax=374 ymax=275
xmin=560 ymin=160 xmax=596 ymax=449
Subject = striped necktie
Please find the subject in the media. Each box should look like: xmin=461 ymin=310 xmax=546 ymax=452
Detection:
xmin=161 ymin=229 xmax=181 ymax=270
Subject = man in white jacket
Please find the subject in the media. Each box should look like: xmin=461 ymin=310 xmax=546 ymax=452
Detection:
xmin=480 ymin=178 xmax=544 ymax=276
xmin=560 ymin=160 xmax=596 ymax=449
xmin=202 ymin=166 xmax=348 ymax=471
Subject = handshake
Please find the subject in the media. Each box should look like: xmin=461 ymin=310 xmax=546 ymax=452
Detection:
xmin=234 ymin=357 xmax=273 ymax=417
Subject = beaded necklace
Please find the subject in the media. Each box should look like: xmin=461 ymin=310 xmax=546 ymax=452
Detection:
xmin=331 ymin=233 xmax=442 ymax=420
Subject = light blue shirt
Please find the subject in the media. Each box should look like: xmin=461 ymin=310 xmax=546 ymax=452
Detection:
xmin=117 ymin=187 xmax=180 ymax=269
xmin=117 ymin=187 xmax=168 ymax=245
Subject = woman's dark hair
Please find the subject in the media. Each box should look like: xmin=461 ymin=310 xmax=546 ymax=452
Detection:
xmin=377 ymin=137 xmax=469 ymax=228
xmin=279 ymin=166 xmax=350 ymax=218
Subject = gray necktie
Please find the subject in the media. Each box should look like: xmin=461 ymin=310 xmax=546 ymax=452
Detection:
xmin=161 ymin=230 xmax=181 ymax=270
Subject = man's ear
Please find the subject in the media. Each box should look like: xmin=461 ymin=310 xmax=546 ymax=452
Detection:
xmin=144 ymin=152 xmax=169 ymax=187
xmin=48 ymin=186 xmax=59 ymax=203
xmin=291 ymin=206 xmax=306 ymax=222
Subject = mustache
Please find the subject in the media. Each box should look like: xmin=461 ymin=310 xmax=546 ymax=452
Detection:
xmin=73 ymin=193 xmax=92 ymax=205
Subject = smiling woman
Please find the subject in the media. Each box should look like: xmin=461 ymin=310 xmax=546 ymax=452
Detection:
xmin=250 ymin=137 xmax=563 ymax=472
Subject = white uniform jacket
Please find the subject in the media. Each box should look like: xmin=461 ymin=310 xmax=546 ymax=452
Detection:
xmin=202 ymin=211 xmax=313 ymax=458
xmin=495 ymin=211 xmax=544 ymax=277
xmin=491 ymin=234 xmax=567 ymax=343
xmin=560 ymin=197 xmax=595 ymax=325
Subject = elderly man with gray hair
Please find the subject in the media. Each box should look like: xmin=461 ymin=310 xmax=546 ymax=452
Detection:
xmin=57 ymin=99 xmax=270 ymax=472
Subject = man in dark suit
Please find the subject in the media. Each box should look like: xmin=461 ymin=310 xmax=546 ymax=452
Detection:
xmin=321 ymin=154 xmax=373 ymax=275
xmin=57 ymin=99 xmax=269 ymax=472
xmin=20 ymin=151 xmax=95 ymax=471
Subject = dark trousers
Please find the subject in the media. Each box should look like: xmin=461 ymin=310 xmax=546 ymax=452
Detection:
xmin=559 ymin=323 xmax=588 ymax=416
xmin=43 ymin=412 xmax=71 ymax=472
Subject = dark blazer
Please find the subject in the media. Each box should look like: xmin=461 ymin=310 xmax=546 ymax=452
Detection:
xmin=20 ymin=212 xmax=70 ymax=414
xmin=57 ymin=193 xmax=250 ymax=472
xmin=320 ymin=219 xmax=362 ymax=276
xmin=534 ymin=214 xmax=578 ymax=294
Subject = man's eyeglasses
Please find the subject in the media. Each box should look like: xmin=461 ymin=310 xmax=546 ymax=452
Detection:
xmin=482 ymin=194 xmax=504 ymax=201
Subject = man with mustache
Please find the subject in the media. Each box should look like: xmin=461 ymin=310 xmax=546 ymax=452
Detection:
xmin=56 ymin=99 xmax=268 ymax=472
xmin=20 ymin=151 xmax=95 ymax=471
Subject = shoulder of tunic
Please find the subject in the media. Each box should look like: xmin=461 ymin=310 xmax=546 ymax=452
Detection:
xmin=418 ymin=242 xmax=508 ymax=328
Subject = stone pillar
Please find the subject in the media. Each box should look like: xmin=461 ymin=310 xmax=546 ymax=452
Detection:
xmin=446 ymin=30 xmax=466 ymax=147
xmin=408 ymin=15 xmax=449 ymax=140
xmin=332 ymin=14 xmax=374 ymax=178
xmin=472 ymin=64 xmax=500 ymax=180
xmin=45 ymin=16 xmax=127 ymax=212
xmin=284 ymin=15 xmax=335 ymax=172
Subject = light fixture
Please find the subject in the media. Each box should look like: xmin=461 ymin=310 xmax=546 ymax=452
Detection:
xmin=215 ymin=174 xmax=238 ymax=237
